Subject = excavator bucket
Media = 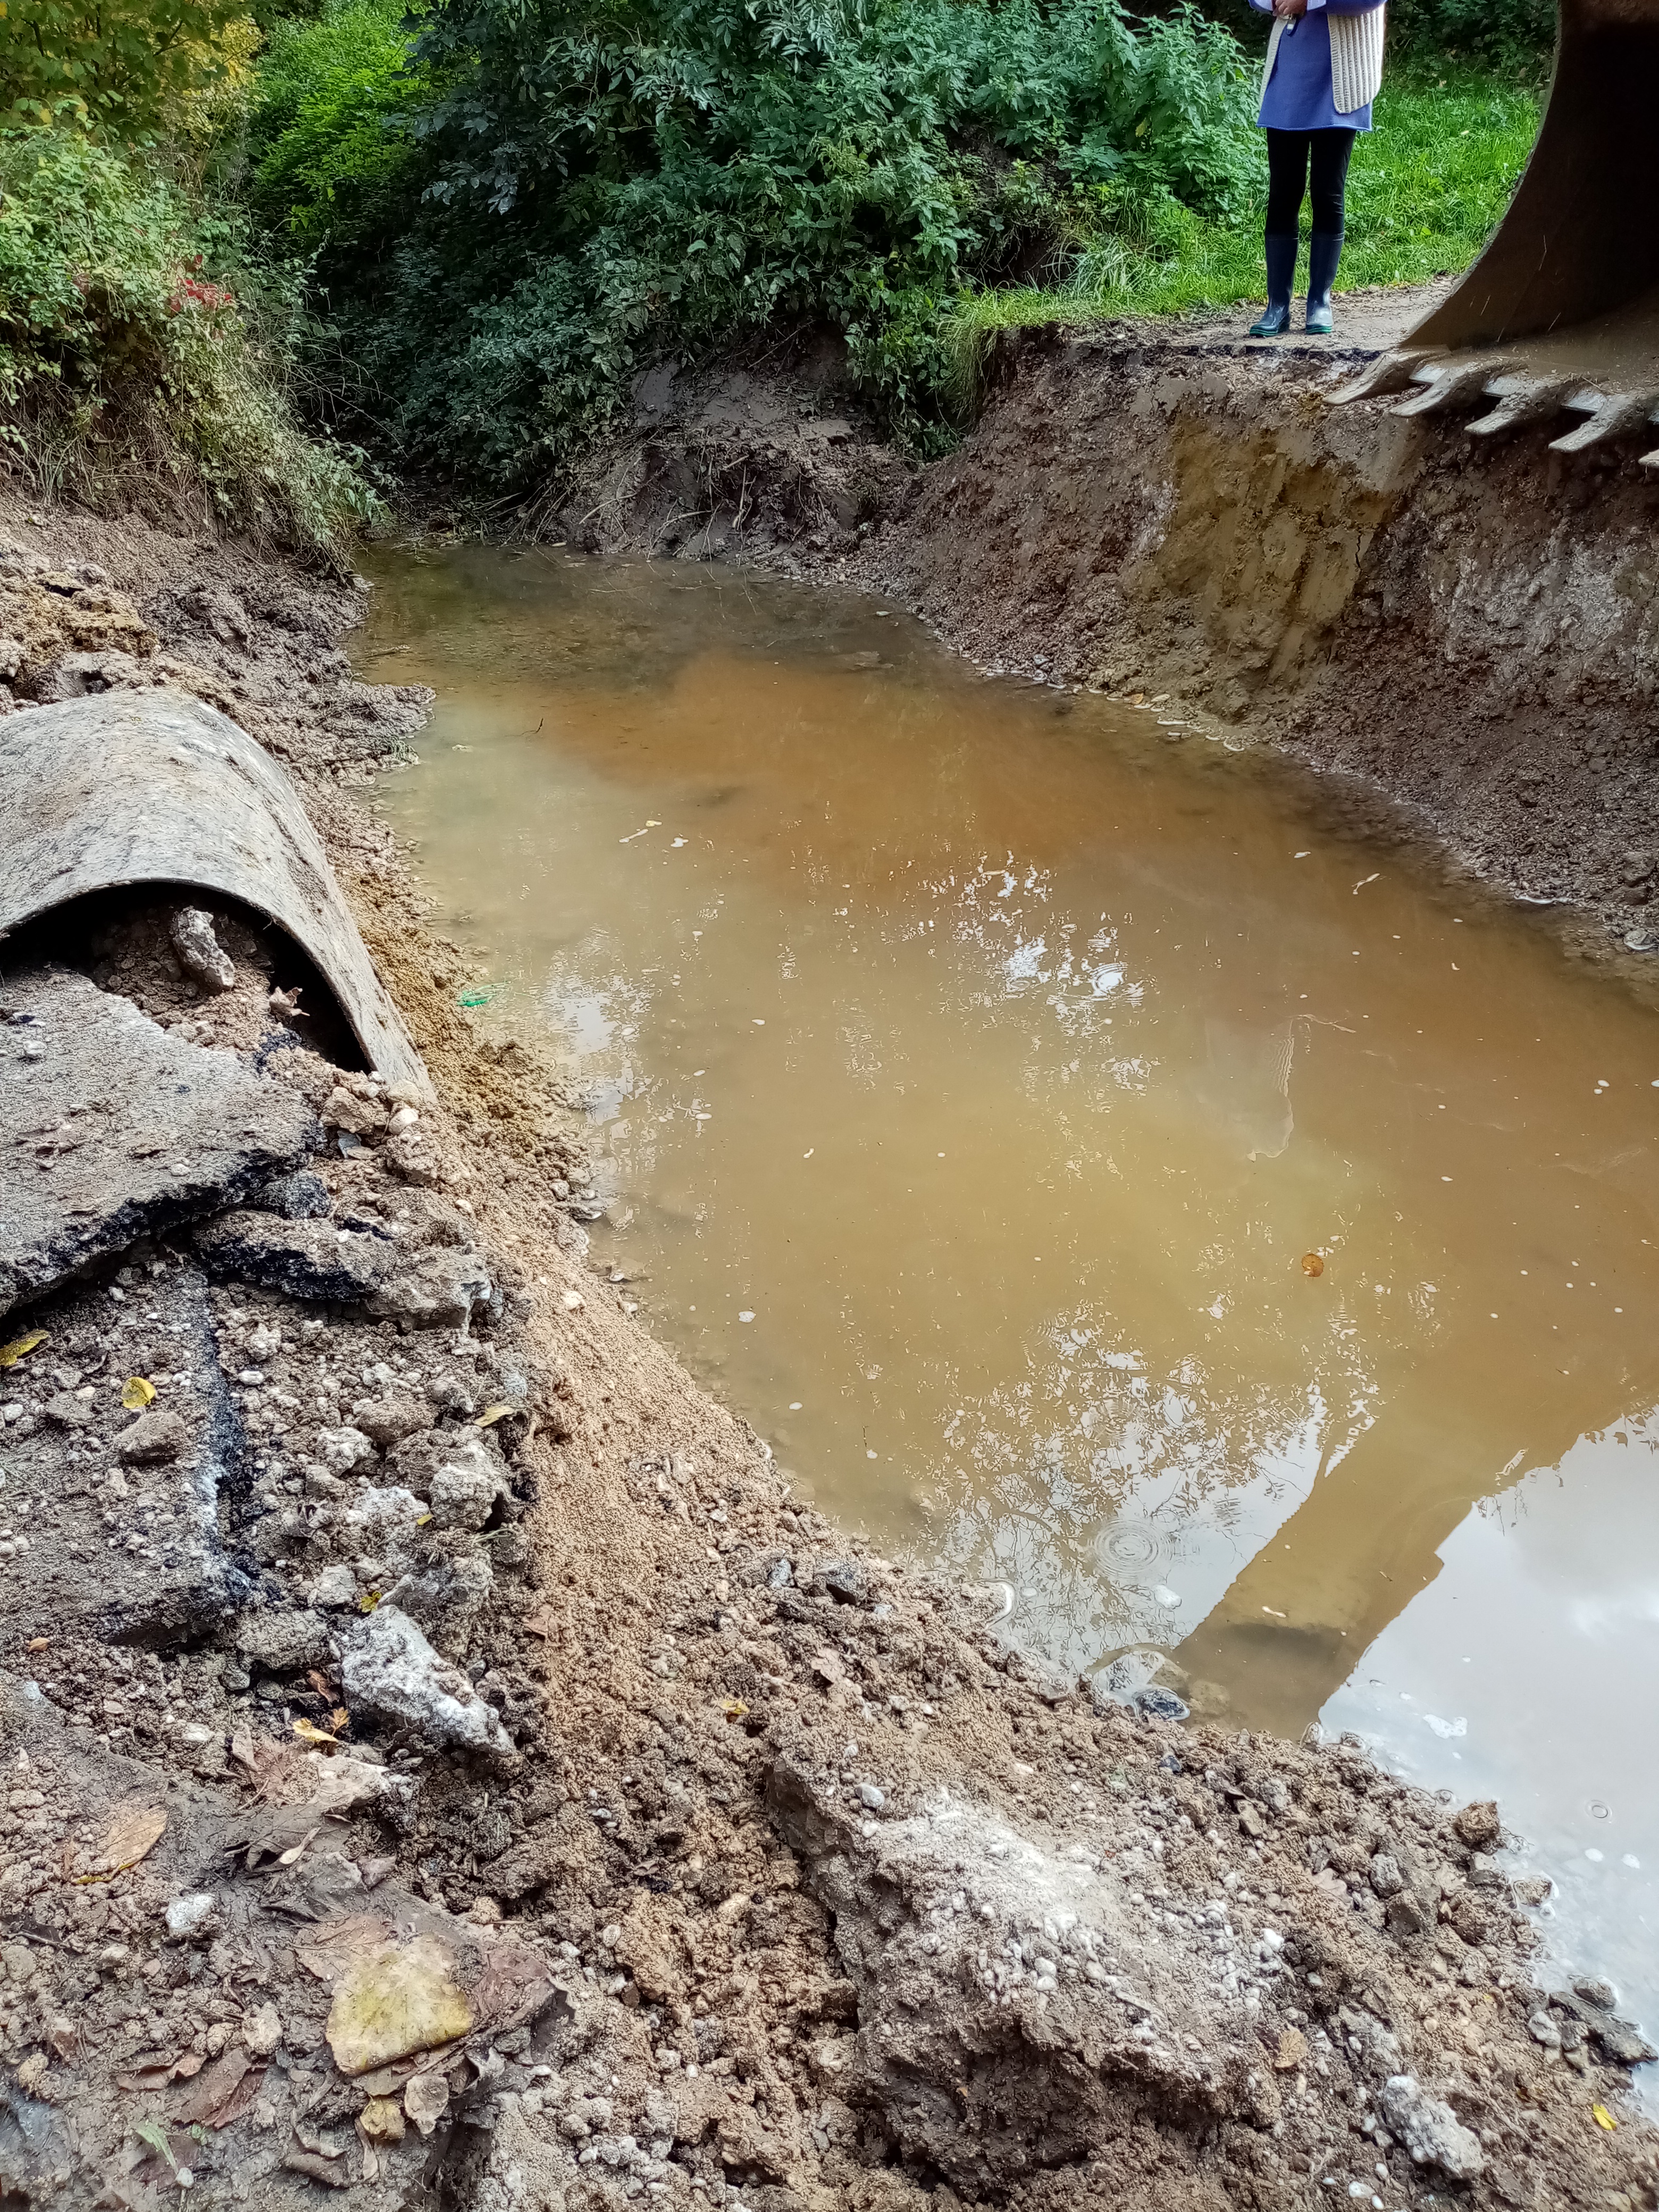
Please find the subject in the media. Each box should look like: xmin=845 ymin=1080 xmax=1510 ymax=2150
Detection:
xmin=1334 ymin=0 xmax=1659 ymax=455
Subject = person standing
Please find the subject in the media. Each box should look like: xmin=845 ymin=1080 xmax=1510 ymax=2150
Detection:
xmin=1247 ymin=0 xmax=1386 ymax=337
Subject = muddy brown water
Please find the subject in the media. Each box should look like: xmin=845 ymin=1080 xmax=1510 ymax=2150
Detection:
xmin=362 ymin=544 xmax=1659 ymax=2037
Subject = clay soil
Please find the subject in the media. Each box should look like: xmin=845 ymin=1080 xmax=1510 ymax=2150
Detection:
xmin=0 ymin=466 xmax=1656 ymax=2212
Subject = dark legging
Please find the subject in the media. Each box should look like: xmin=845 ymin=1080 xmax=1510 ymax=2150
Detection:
xmin=1264 ymin=127 xmax=1356 ymax=237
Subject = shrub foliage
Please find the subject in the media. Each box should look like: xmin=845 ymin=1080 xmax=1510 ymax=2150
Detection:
xmin=247 ymin=0 xmax=1260 ymax=476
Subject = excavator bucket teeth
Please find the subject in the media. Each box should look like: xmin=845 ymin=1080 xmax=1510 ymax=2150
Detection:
xmin=1464 ymin=375 xmax=1585 ymax=436
xmin=1403 ymin=0 xmax=1659 ymax=398
xmin=1326 ymin=348 xmax=1439 ymax=404
xmin=1388 ymin=359 xmax=1503 ymax=418
xmin=1546 ymin=389 xmax=1659 ymax=451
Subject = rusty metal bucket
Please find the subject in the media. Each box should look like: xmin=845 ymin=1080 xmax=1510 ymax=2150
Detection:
xmin=0 ymin=690 xmax=432 ymax=1097
xmin=1334 ymin=0 xmax=1659 ymax=457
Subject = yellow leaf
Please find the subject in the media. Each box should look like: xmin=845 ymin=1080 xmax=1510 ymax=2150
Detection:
xmin=293 ymin=1718 xmax=339 ymax=1747
xmin=358 ymin=1591 xmax=380 ymax=1613
xmin=122 ymin=1376 xmax=156 ymax=1410
xmin=475 ymin=1403 xmax=518 ymax=1427
xmin=0 ymin=1330 xmax=47 ymax=1368
xmin=722 ymin=1698 xmax=749 ymax=1722
xmin=326 ymin=1936 xmax=474 ymax=2076
xmin=1593 ymin=2104 xmax=1618 ymax=2131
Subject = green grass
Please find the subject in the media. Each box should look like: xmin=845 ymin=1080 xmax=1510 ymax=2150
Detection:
xmin=944 ymin=62 xmax=1541 ymax=399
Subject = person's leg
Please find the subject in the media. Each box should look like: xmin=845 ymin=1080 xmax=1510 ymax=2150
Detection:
xmin=1305 ymin=128 xmax=1357 ymax=333
xmin=1250 ymin=129 xmax=1309 ymax=338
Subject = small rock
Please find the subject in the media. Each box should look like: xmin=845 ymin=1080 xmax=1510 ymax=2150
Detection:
xmin=819 ymin=1559 xmax=867 ymax=1604
xmin=1385 ymin=1890 xmax=1434 ymax=1940
xmin=354 ymin=1394 xmax=433 ymax=1447
xmin=1528 ymin=2010 xmax=1562 ymax=2048
xmin=165 ymin=1893 xmax=221 ymax=1942
xmin=308 ymin=1564 xmax=359 ymax=1610
xmin=1452 ymin=1800 xmax=1501 ymax=1852
xmin=1448 ymin=1891 xmax=1491 ymax=1948
xmin=236 ymin=1606 xmax=331 ymax=1674
xmin=1575 ymin=1975 xmax=1619 ymax=2010
xmin=366 ymin=1248 xmax=495 ymax=1330
xmin=242 ymin=2001 xmax=283 ymax=2057
xmin=317 ymin=1425 xmax=375 ymax=1474
xmin=116 ymin=1409 xmax=189 ymax=1464
xmin=340 ymin=1603 xmax=512 ymax=1755
xmin=170 ymin=908 xmax=236 ymax=993
xmin=43 ymin=1391 xmax=95 ymax=1431
xmin=1379 ymin=2075 xmax=1483 ymax=2181
xmin=1369 ymin=1853 xmax=1405 ymax=1899
xmin=389 ymin=1428 xmax=508 ymax=1528
xmin=858 ymin=1783 xmax=885 ymax=1811
xmin=252 ymin=1170 xmax=331 ymax=1221
xmin=1131 ymin=1685 xmax=1189 ymax=1722
xmin=323 ymin=1085 xmax=387 ymax=1141
xmin=1273 ymin=2026 xmax=1308 ymax=2071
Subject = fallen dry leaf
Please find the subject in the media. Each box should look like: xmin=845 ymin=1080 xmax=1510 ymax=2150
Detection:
xmin=1273 ymin=2027 xmax=1308 ymax=2072
xmin=86 ymin=1799 xmax=167 ymax=1879
xmin=173 ymin=2049 xmax=254 ymax=2129
xmin=325 ymin=1934 xmax=474 ymax=2075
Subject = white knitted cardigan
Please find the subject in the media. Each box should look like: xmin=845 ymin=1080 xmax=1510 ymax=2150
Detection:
xmin=1261 ymin=3 xmax=1386 ymax=117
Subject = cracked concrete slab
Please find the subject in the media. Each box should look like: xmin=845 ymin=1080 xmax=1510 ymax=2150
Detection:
xmin=0 ymin=1262 xmax=252 ymax=1648
xmin=0 ymin=967 xmax=319 ymax=1317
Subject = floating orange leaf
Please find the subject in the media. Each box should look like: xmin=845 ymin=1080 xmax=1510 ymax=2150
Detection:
xmin=1301 ymin=1253 xmax=1325 ymax=1278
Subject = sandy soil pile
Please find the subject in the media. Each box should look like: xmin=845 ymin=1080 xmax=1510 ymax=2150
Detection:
xmin=0 ymin=499 xmax=1654 ymax=2212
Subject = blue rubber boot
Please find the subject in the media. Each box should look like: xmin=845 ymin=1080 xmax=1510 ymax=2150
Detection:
xmin=1305 ymin=231 xmax=1343 ymax=334
xmin=1249 ymin=233 xmax=1297 ymax=337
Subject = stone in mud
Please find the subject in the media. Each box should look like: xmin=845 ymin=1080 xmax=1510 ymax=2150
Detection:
xmin=0 ymin=1265 xmax=250 ymax=1648
xmin=383 ymin=1549 xmax=493 ymax=1658
xmin=339 ymin=1602 xmax=512 ymax=1756
xmin=1131 ymin=1683 xmax=1189 ymax=1722
xmin=250 ymin=1168 xmax=332 ymax=1220
xmin=386 ymin=1428 xmax=507 ymax=1524
xmin=194 ymin=1208 xmax=398 ymax=1303
xmin=366 ymin=1246 xmax=496 ymax=1330
xmin=818 ymin=1558 xmax=868 ymax=1604
xmin=0 ymin=966 xmax=317 ymax=1317
xmin=1385 ymin=1889 xmax=1434 ymax=1940
xmin=353 ymin=1393 xmax=432 ymax=1446
xmin=1368 ymin=1851 xmax=1405 ymax=1899
xmin=1379 ymin=2074 xmax=1484 ymax=2181
xmin=116 ymin=1409 xmax=189 ymax=1464
xmin=236 ymin=1606 xmax=331 ymax=1674
xmin=170 ymin=906 xmax=237 ymax=993
xmin=1452 ymin=1799 xmax=1502 ymax=1851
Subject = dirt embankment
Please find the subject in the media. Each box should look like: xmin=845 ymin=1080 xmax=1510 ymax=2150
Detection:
xmin=551 ymin=316 xmax=1659 ymax=961
xmin=0 ymin=500 xmax=1656 ymax=2212
xmin=835 ymin=326 xmax=1659 ymax=961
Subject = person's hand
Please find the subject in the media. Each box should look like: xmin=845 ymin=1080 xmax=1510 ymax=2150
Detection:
xmin=1272 ymin=0 xmax=1308 ymax=17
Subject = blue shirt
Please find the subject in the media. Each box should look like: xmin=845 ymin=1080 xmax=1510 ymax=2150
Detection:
xmin=1251 ymin=0 xmax=1377 ymax=133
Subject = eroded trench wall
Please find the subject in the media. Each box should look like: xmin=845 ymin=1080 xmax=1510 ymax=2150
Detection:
xmin=862 ymin=331 xmax=1659 ymax=928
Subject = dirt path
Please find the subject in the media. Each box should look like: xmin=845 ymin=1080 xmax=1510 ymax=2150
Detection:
xmin=0 ymin=495 xmax=1655 ymax=2212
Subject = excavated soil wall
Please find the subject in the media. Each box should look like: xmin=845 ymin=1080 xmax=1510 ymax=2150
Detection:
xmin=834 ymin=330 xmax=1659 ymax=956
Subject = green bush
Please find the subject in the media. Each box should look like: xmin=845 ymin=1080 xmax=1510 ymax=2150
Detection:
xmin=0 ymin=128 xmax=378 ymax=551
xmin=247 ymin=0 xmax=426 ymax=248
xmin=248 ymin=0 xmax=1260 ymax=477
xmin=0 ymin=0 xmax=250 ymax=135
